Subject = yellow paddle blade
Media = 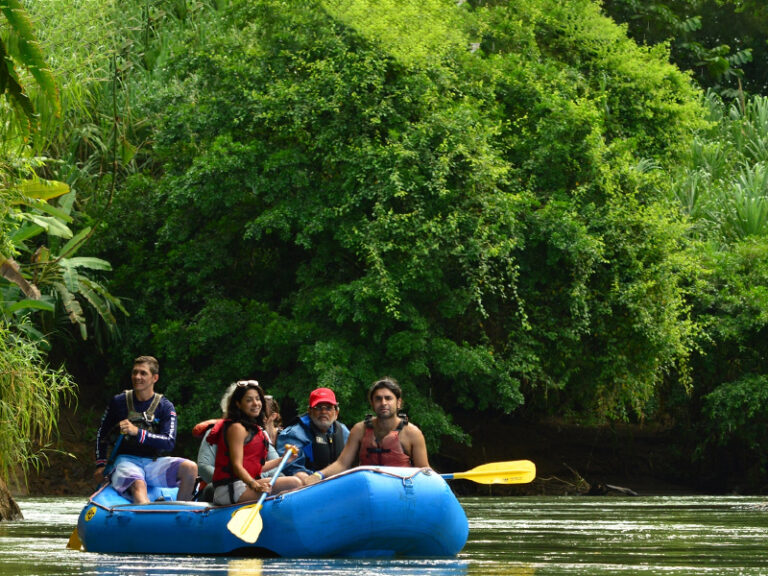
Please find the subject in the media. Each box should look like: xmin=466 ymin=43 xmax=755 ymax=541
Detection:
xmin=226 ymin=444 xmax=298 ymax=544
xmin=226 ymin=503 xmax=264 ymax=544
xmin=443 ymin=460 xmax=536 ymax=485
xmin=66 ymin=527 xmax=82 ymax=550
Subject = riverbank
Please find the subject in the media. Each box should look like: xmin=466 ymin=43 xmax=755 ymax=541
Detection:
xmin=433 ymin=412 xmax=697 ymax=497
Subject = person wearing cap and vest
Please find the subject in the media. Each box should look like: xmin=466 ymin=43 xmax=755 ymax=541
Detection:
xmin=276 ymin=387 xmax=350 ymax=480
xmin=303 ymin=377 xmax=429 ymax=486
xmin=93 ymin=355 xmax=198 ymax=504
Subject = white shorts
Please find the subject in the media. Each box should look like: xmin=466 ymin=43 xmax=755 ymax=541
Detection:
xmin=213 ymin=481 xmax=247 ymax=505
xmin=110 ymin=454 xmax=185 ymax=495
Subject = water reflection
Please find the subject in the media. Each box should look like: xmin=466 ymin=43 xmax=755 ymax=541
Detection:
xmin=228 ymin=558 xmax=264 ymax=575
xmin=466 ymin=563 xmax=535 ymax=576
xmin=85 ymin=557 xmax=470 ymax=576
xmin=5 ymin=495 xmax=768 ymax=575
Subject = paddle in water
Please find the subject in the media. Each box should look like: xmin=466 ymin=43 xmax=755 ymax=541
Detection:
xmin=227 ymin=444 xmax=298 ymax=544
xmin=441 ymin=459 xmax=536 ymax=485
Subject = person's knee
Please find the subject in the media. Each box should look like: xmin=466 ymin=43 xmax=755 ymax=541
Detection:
xmin=179 ymin=459 xmax=198 ymax=479
xmin=130 ymin=478 xmax=147 ymax=491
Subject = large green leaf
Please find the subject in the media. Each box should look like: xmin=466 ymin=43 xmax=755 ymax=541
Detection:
xmin=17 ymin=197 xmax=73 ymax=223
xmin=8 ymin=223 xmax=45 ymax=245
xmin=58 ymin=227 xmax=92 ymax=258
xmin=5 ymin=299 xmax=55 ymax=314
xmin=77 ymin=281 xmax=117 ymax=329
xmin=18 ymin=213 xmax=72 ymax=239
xmin=13 ymin=180 xmax=70 ymax=201
xmin=53 ymin=281 xmax=86 ymax=339
xmin=0 ymin=37 xmax=33 ymax=127
xmin=63 ymin=257 xmax=112 ymax=271
xmin=60 ymin=261 xmax=80 ymax=293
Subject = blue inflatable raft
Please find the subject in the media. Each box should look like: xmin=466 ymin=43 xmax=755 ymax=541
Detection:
xmin=76 ymin=466 xmax=469 ymax=557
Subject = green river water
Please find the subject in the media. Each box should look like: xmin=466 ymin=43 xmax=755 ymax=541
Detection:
xmin=1 ymin=495 xmax=768 ymax=575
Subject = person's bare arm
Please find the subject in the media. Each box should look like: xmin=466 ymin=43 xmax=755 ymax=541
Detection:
xmin=303 ymin=422 xmax=364 ymax=485
xmin=405 ymin=424 xmax=430 ymax=468
xmin=228 ymin=423 xmax=270 ymax=494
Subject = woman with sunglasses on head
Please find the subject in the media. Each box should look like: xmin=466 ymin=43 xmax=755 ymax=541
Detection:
xmin=207 ymin=380 xmax=301 ymax=505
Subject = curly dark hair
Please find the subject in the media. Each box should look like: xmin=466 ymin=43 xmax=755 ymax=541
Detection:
xmin=367 ymin=377 xmax=402 ymax=402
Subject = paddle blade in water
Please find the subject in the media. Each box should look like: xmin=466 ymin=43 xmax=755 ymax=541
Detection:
xmin=66 ymin=527 xmax=82 ymax=550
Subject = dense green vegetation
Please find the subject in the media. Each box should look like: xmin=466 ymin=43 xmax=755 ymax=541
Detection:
xmin=0 ymin=0 xmax=77 ymax=483
xmin=602 ymin=0 xmax=768 ymax=96
xmin=2 ymin=0 xmax=768 ymax=491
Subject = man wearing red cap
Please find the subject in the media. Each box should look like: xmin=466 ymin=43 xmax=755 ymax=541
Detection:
xmin=275 ymin=387 xmax=350 ymax=479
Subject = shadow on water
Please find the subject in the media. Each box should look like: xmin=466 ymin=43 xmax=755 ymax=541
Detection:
xmin=4 ymin=495 xmax=768 ymax=575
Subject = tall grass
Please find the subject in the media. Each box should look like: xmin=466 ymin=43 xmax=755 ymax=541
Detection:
xmin=0 ymin=323 xmax=76 ymax=484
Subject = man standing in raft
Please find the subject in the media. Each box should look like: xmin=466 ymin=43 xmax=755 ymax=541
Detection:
xmin=302 ymin=377 xmax=429 ymax=485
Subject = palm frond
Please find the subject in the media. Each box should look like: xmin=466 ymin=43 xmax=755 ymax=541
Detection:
xmin=0 ymin=0 xmax=60 ymax=115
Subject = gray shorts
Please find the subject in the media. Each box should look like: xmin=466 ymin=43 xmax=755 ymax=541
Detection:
xmin=213 ymin=480 xmax=247 ymax=505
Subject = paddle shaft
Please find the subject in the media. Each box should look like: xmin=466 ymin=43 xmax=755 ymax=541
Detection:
xmin=103 ymin=434 xmax=124 ymax=476
xmin=228 ymin=444 xmax=298 ymax=541
xmin=255 ymin=447 xmax=294 ymax=506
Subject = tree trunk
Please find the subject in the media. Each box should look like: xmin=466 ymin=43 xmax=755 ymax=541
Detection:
xmin=0 ymin=477 xmax=23 ymax=521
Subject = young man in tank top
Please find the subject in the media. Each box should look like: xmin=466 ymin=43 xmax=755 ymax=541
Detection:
xmin=302 ymin=377 xmax=429 ymax=486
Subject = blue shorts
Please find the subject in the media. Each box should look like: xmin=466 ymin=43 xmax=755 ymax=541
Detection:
xmin=110 ymin=454 xmax=185 ymax=495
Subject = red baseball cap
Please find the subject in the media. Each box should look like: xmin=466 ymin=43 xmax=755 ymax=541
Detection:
xmin=309 ymin=387 xmax=338 ymax=407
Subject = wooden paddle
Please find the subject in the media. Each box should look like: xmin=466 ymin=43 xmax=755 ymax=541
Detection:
xmin=226 ymin=444 xmax=298 ymax=544
xmin=66 ymin=434 xmax=125 ymax=550
xmin=440 ymin=460 xmax=536 ymax=485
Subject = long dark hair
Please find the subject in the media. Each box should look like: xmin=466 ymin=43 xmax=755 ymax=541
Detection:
xmin=224 ymin=381 xmax=267 ymax=427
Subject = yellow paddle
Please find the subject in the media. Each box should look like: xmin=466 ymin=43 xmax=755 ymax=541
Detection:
xmin=226 ymin=444 xmax=298 ymax=544
xmin=440 ymin=460 xmax=536 ymax=485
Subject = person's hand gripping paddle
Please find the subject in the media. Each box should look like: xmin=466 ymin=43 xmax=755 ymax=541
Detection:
xmin=226 ymin=444 xmax=299 ymax=543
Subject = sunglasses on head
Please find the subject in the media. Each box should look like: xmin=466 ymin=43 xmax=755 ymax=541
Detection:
xmin=236 ymin=380 xmax=260 ymax=388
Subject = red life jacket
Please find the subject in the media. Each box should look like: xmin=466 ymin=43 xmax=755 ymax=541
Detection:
xmin=208 ymin=419 xmax=268 ymax=485
xmin=358 ymin=414 xmax=412 ymax=467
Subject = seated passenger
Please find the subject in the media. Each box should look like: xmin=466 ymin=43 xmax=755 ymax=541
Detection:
xmin=93 ymin=355 xmax=198 ymax=503
xmin=276 ymin=387 xmax=349 ymax=481
xmin=208 ymin=380 xmax=301 ymax=505
xmin=194 ymin=388 xmax=286 ymax=498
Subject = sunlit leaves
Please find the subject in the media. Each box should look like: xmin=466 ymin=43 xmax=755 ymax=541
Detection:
xmin=0 ymin=0 xmax=59 ymax=141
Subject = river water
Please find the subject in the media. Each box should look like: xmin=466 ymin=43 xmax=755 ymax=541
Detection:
xmin=2 ymin=495 xmax=768 ymax=575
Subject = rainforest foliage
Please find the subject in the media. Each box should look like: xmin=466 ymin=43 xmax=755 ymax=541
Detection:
xmin=4 ymin=0 xmax=768 ymax=490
